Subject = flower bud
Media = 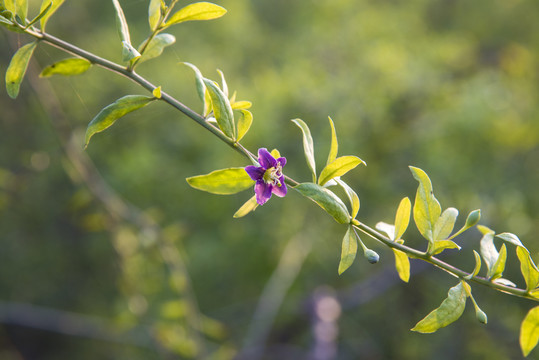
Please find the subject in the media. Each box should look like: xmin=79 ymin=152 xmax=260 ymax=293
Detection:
xmin=476 ymin=309 xmax=488 ymax=324
xmin=364 ymin=249 xmax=380 ymax=264
xmin=465 ymin=209 xmax=481 ymax=228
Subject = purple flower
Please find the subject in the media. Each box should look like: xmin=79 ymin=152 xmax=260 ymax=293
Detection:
xmin=245 ymin=148 xmax=287 ymax=205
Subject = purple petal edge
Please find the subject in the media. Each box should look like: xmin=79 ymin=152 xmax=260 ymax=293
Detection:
xmin=258 ymin=148 xmax=276 ymax=169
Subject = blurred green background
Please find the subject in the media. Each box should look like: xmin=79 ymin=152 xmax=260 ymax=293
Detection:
xmin=1 ymin=0 xmax=539 ymax=359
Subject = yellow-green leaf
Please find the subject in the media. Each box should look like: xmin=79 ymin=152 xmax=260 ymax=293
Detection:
xmin=236 ymin=109 xmax=252 ymax=142
xmin=520 ymin=306 xmax=539 ymax=357
xmin=165 ymin=2 xmax=226 ymax=27
xmin=410 ymin=166 xmax=442 ymax=243
xmin=327 ymin=116 xmax=338 ymax=166
xmin=40 ymin=58 xmax=91 ymax=77
xmin=39 ymin=0 xmax=65 ymax=30
xmin=292 ymin=118 xmax=317 ymax=183
xmin=5 ymin=41 xmax=37 ymax=99
xmin=138 ymin=33 xmax=175 ymax=63
xmin=112 ymin=0 xmax=131 ymax=44
xmin=335 ymin=178 xmax=360 ymax=219
xmin=233 ymin=195 xmax=258 ymax=218
xmin=433 ymin=207 xmax=458 ymax=241
xmin=428 ymin=239 xmax=461 ymax=256
xmin=489 ymin=243 xmax=507 ymax=280
xmin=318 ymin=156 xmax=365 ymax=186
xmin=182 ymin=62 xmax=205 ymax=103
xmin=15 ymin=0 xmax=27 ymax=22
xmin=517 ymin=246 xmax=539 ymax=292
xmin=392 ymin=244 xmax=410 ymax=282
xmin=338 ymin=226 xmax=358 ymax=275
xmin=186 ymin=168 xmax=254 ymax=195
xmin=85 ymin=95 xmax=155 ymax=148
xmin=148 ymin=0 xmax=162 ymax=31
xmin=411 ymin=282 xmax=467 ymax=333
xmin=294 ymin=183 xmax=350 ymax=224
xmin=231 ymin=100 xmax=252 ymax=110
xmin=394 ymin=197 xmax=411 ymax=241
xmin=203 ymin=78 xmax=235 ymax=139
xmin=464 ymin=250 xmax=482 ymax=280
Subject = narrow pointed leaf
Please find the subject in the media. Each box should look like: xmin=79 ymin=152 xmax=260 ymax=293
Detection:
xmin=318 ymin=156 xmax=365 ymax=186
xmin=335 ymin=178 xmax=360 ymax=219
xmin=15 ymin=0 xmax=27 ymax=22
xmin=428 ymin=240 xmax=461 ymax=256
xmin=40 ymin=58 xmax=92 ymax=77
xmin=464 ymin=250 xmax=482 ymax=280
xmin=26 ymin=0 xmax=52 ymax=28
xmin=410 ymin=166 xmax=441 ymax=243
xmin=394 ymin=197 xmax=411 ymax=241
xmin=236 ymin=109 xmax=252 ymax=142
xmin=203 ymin=78 xmax=235 ymax=139
xmin=489 ymin=243 xmax=507 ymax=280
xmin=521 ymin=306 xmax=539 ymax=357
xmin=479 ymin=228 xmax=498 ymax=274
xmin=338 ymin=226 xmax=358 ymax=275
xmin=327 ymin=116 xmax=338 ymax=166
xmin=112 ymin=0 xmax=131 ymax=44
xmin=165 ymin=2 xmax=226 ymax=27
xmin=39 ymin=0 xmax=65 ymax=30
xmin=85 ymin=95 xmax=154 ymax=147
xmin=186 ymin=168 xmax=254 ymax=195
xmin=216 ymin=69 xmax=228 ymax=98
xmin=233 ymin=195 xmax=258 ymax=218
xmin=392 ymin=243 xmax=410 ymax=282
xmin=5 ymin=41 xmax=37 ymax=99
xmin=292 ymin=119 xmax=317 ymax=183
xmin=183 ymin=62 xmax=205 ymax=102
xmin=411 ymin=282 xmax=467 ymax=333
xmin=294 ymin=183 xmax=350 ymax=224
xmin=138 ymin=33 xmax=175 ymax=63
xmin=433 ymin=207 xmax=458 ymax=241
xmin=148 ymin=0 xmax=162 ymax=30
xmin=231 ymin=100 xmax=252 ymax=110
xmin=517 ymin=246 xmax=539 ymax=292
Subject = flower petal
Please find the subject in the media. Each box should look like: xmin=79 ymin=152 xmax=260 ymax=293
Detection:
xmin=277 ymin=157 xmax=287 ymax=167
xmin=272 ymin=176 xmax=287 ymax=197
xmin=245 ymin=165 xmax=264 ymax=181
xmin=258 ymin=148 xmax=277 ymax=169
xmin=255 ymin=180 xmax=273 ymax=205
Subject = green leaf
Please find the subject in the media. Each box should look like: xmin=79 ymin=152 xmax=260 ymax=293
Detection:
xmin=520 ymin=306 xmax=539 ymax=357
xmin=165 ymin=2 xmax=226 ymax=27
xmin=137 ymin=33 xmax=175 ymax=63
xmin=122 ymin=41 xmax=141 ymax=62
xmin=291 ymin=118 xmax=317 ymax=183
xmin=496 ymin=232 xmax=523 ymax=247
xmin=428 ymin=240 xmax=461 ymax=256
xmin=479 ymin=228 xmax=498 ymax=277
xmin=338 ymin=226 xmax=358 ymax=275
xmin=392 ymin=242 xmax=410 ymax=282
xmin=327 ymin=116 xmax=338 ymax=166
xmin=394 ymin=197 xmax=411 ymax=241
xmin=335 ymin=178 xmax=360 ymax=219
xmin=85 ymin=95 xmax=155 ymax=147
xmin=216 ymin=69 xmax=228 ymax=98
xmin=203 ymin=78 xmax=235 ymax=139
xmin=39 ymin=0 xmax=65 ymax=31
xmin=489 ymin=243 xmax=507 ymax=281
xmin=236 ymin=109 xmax=253 ymax=142
xmin=375 ymin=222 xmax=395 ymax=240
xmin=25 ymin=0 xmax=52 ymax=28
xmin=40 ymin=58 xmax=92 ymax=77
xmin=186 ymin=167 xmax=254 ymax=195
xmin=294 ymin=183 xmax=350 ymax=224
xmin=233 ymin=195 xmax=258 ymax=218
xmin=318 ymin=156 xmax=365 ymax=186
xmin=5 ymin=41 xmax=37 ymax=99
xmin=15 ymin=0 xmax=27 ymax=23
xmin=410 ymin=166 xmax=441 ymax=243
xmin=411 ymin=282 xmax=467 ymax=333
xmin=517 ymin=246 xmax=539 ymax=292
xmin=464 ymin=250 xmax=482 ymax=280
xmin=433 ymin=207 xmax=458 ymax=241
xmin=182 ymin=62 xmax=205 ymax=103
xmin=112 ymin=0 xmax=131 ymax=44
xmin=148 ymin=0 xmax=163 ymax=31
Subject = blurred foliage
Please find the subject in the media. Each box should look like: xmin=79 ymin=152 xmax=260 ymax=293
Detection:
xmin=1 ymin=0 xmax=539 ymax=358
